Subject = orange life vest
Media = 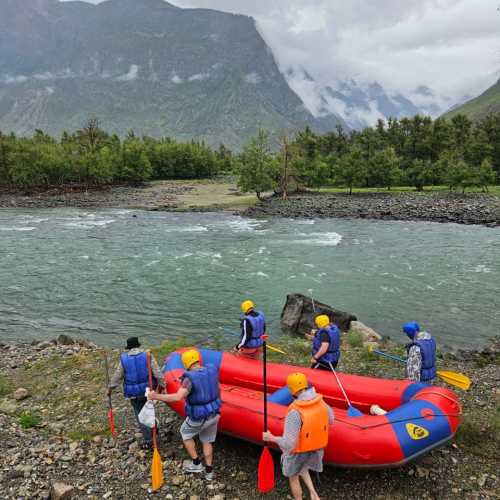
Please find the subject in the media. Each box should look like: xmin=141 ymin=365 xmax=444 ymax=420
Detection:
xmin=288 ymin=394 xmax=329 ymax=453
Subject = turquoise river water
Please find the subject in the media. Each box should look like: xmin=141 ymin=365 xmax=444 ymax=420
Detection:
xmin=0 ymin=209 xmax=499 ymax=349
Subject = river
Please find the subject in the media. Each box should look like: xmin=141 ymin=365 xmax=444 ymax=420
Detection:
xmin=0 ymin=209 xmax=498 ymax=349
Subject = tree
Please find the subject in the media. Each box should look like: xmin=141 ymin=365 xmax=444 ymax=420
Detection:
xmin=369 ymin=147 xmax=401 ymax=190
xmin=237 ymin=130 xmax=277 ymax=200
xmin=119 ymin=139 xmax=152 ymax=183
xmin=331 ymin=145 xmax=366 ymax=195
xmin=405 ymin=159 xmax=434 ymax=191
xmin=477 ymin=158 xmax=496 ymax=192
xmin=446 ymin=159 xmax=476 ymax=193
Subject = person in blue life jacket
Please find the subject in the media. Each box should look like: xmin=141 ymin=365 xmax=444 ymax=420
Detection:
xmin=107 ymin=337 xmax=165 ymax=448
xmin=403 ymin=321 xmax=437 ymax=382
xmin=306 ymin=315 xmax=341 ymax=371
xmin=234 ymin=299 xmax=266 ymax=360
xmin=148 ymin=349 xmax=221 ymax=481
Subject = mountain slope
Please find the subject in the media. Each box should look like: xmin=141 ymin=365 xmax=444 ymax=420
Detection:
xmin=0 ymin=0 xmax=346 ymax=149
xmin=285 ymin=68 xmax=437 ymax=130
xmin=444 ymin=79 xmax=500 ymax=121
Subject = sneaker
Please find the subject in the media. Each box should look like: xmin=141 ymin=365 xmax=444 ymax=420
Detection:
xmin=205 ymin=471 xmax=214 ymax=481
xmin=182 ymin=459 xmax=204 ymax=474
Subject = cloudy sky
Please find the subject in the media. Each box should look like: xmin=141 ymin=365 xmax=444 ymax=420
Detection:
xmin=73 ymin=0 xmax=500 ymax=107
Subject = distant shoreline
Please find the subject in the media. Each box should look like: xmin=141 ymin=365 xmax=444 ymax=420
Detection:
xmin=244 ymin=191 xmax=500 ymax=228
xmin=1 ymin=181 xmax=499 ymax=227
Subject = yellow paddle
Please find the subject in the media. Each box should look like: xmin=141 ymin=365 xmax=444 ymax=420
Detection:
xmin=147 ymin=352 xmax=164 ymax=491
xmin=266 ymin=344 xmax=287 ymax=355
xmin=223 ymin=327 xmax=287 ymax=355
xmin=368 ymin=346 xmax=471 ymax=391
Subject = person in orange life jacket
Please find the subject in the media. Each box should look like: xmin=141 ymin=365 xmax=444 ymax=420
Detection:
xmin=234 ymin=299 xmax=266 ymax=360
xmin=107 ymin=337 xmax=165 ymax=448
xmin=148 ymin=349 xmax=221 ymax=481
xmin=263 ymin=372 xmax=334 ymax=500
xmin=403 ymin=321 xmax=437 ymax=382
xmin=306 ymin=315 xmax=341 ymax=371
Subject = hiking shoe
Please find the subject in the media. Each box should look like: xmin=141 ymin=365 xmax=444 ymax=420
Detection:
xmin=182 ymin=460 xmax=204 ymax=473
xmin=205 ymin=471 xmax=214 ymax=481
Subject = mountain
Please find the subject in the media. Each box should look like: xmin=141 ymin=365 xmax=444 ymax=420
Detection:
xmin=443 ymin=79 xmax=500 ymax=121
xmin=284 ymin=68 xmax=442 ymax=130
xmin=0 ymin=0 xmax=346 ymax=149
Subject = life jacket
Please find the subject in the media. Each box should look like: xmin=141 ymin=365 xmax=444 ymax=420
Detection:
xmin=288 ymin=395 xmax=329 ymax=453
xmin=407 ymin=337 xmax=437 ymax=381
xmin=184 ymin=364 xmax=222 ymax=421
xmin=312 ymin=325 xmax=340 ymax=364
xmin=243 ymin=311 xmax=266 ymax=348
xmin=120 ymin=351 xmax=153 ymax=398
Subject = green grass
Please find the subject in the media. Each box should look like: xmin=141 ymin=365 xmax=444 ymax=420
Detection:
xmin=0 ymin=375 xmax=13 ymax=397
xmin=345 ymin=332 xmax=364 ymax=349
xmin=19 ymin=411 xmax=42 ymax=429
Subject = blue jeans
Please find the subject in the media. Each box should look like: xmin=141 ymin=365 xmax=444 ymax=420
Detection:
xmin=130 ymin=396 xmax=152 ymax=444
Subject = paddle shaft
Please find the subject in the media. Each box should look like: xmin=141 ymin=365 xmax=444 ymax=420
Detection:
xmin=263 ymin=340 xmax=268 ymax=432
xmin=372 ymin=349 xmax=406 ymax=364
xmin=147 ymin=352 xmax=158 ymax=450
xmin=103 ymin=353 xmax=113 ymax=409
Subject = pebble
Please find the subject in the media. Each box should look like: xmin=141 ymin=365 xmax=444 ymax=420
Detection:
xmin=13 ymin=387 xmax=30 ymax=400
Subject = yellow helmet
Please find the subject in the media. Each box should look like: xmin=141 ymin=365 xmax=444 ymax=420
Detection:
xmin=315 ymin=314 xmax=330 ymax=329
xmin=181 ymin=349 xmax=200 ymax=369
xmin=287 ymin=372 xmax=308 ymax=396
xmin=241 ymin=300 xmax=255 ymax=314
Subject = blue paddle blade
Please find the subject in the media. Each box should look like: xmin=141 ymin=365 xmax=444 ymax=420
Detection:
xmin=347 ymin=405 xmax=363 ymax=417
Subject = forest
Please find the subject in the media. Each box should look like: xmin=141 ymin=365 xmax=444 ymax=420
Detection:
xmin=0 ymin=114 xmax=498 ymax=195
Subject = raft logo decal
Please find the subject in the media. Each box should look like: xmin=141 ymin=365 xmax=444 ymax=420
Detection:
xmin=406 ymin=423 xmax=429 ymax=440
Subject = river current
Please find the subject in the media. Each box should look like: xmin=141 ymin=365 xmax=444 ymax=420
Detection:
xmin=0 ymin=209 xmax=498 ymax=349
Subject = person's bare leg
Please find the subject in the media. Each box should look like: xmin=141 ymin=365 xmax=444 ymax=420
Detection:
xmin=300 ymin=470 xmax=320 ymax=500
xmin=183 ymin=439 xmax=198 ymax=460
xmin=289 ymin=475 xmax=303 ymax=500
xmin=202 ymin=442 xmax=213 ymax=466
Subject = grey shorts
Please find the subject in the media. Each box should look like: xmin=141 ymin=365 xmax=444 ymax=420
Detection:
xmin=281 ymin=449 xmax=325 ymax=477
xmin=180 ymin=414 xmax=220 ymax=443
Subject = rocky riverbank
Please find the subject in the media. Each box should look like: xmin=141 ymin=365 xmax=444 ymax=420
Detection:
xmin=0 ymin=180 xmax=254 ymax=212
xmin=0 ymin=335 xmax=498 ymax=499
xmin=244 ymin=192 xmax=500 ymax=227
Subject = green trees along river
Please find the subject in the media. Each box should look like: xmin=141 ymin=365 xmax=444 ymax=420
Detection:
xmin=0 ymin=113 xmax=499 ymax=193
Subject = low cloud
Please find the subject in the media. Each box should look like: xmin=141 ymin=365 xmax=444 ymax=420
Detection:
xmin=116 ymin=64 xmax=139 ymax=82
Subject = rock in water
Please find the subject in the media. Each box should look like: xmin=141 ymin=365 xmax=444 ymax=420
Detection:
xmin=51 ymin=483 xmax=75 ymax=500
xmin=13 ymin=388 xmax=30 ymax=400
xmin=280 ymin=294 xmax=356 ymax=333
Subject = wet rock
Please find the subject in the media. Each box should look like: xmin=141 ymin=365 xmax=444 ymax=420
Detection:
xmin=280 ymin=293 xmax=356 ymax=334
xmin=13 ymin=387 xmax=30 ymax=400
xmin=50 ymin=482 xmax=75 ymax=500
xmin=350 ymin=321 xmax=382 ymax=342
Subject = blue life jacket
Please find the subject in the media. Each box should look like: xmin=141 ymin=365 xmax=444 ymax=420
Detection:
xmin=312 ymin=325 xmax=340 ymax=364
xmin=407 ymin=337 xmax=437 ymax=382
xmin=120 ymin=351 xmax=153 ymax=398
xmin=184 ymin=364 xmax=221 ymax=421
xmin=242 ymin=311 xmax=266 ymax=348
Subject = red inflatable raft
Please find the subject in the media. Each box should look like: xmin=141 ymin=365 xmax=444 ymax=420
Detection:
xmin=162 ymin=348 xmax=461 ymax=468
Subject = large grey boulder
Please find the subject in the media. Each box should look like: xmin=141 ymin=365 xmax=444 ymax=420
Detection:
xmin=280 ymin=294 xmax=357 ymax=334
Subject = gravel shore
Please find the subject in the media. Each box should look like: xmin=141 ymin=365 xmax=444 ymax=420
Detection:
xmin=244 ymin=192 xmax=500 ymax=227
xmin=0 ymin=335 xmax=498 ymax=499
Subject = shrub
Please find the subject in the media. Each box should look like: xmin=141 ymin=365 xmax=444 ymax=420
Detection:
xmin=18 ymin=411 xmax=42 ymax=429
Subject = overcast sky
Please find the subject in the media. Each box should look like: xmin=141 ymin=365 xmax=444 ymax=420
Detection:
xmin=72 ymin=0 xmax=500 ymax=104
